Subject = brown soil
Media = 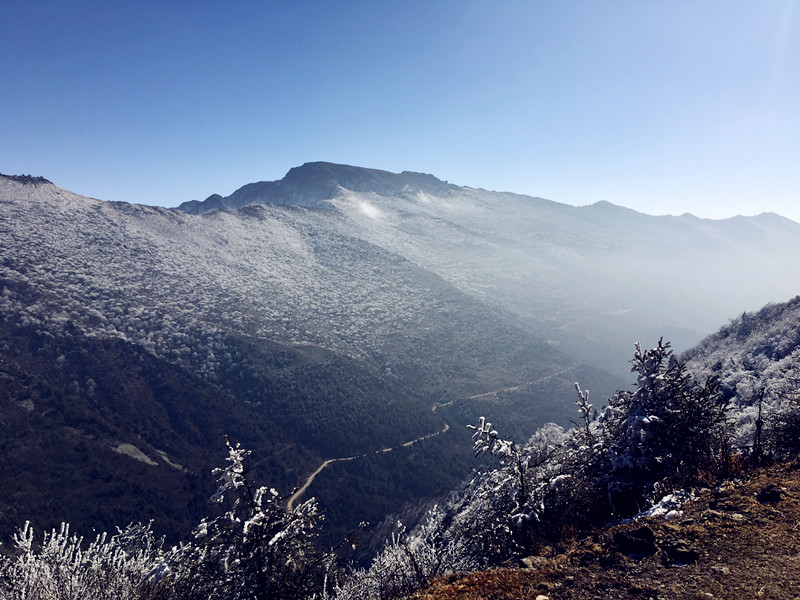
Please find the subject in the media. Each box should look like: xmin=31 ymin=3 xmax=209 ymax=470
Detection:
xmin=413 ymin=459 xmax=800 ymax=600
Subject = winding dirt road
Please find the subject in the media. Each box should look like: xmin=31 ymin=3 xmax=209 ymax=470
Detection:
xmin=433 ymin=366 xmax=575 ymax=411
xmin=288 ymin=366 xmax=573 ymax=510
xmin=286 ymin=423 xmax=450 ymax=511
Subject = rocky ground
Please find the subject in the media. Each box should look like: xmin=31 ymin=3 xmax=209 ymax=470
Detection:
xmin=414 ymin=458 xmax=800 ymax=599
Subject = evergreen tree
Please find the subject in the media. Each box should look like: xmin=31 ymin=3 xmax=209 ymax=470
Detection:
xmin=603 ymin=339 xmax=725 ymax=515
xmin=174 ymin=438 xmax=328 ymax=600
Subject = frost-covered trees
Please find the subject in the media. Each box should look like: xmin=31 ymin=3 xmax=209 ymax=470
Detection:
xmin=602 ymin=339 xmax=726 ymax=515
xmin=463 ymin=417 xmax=571 ymax=558
xmin=0 ymin=440 xmax=332 ymax=600
xmin=329 ymin=516 xmax=476 ymax=600
xmin=767 ymin=386 xmax=800 ymax=459
xmin=0 ymin=521 xmax=164 ymax=600
xmin=683 ymin=296 xmax=800 ymax=459
xmin=163 ymin=438 xmax=329 ymax=600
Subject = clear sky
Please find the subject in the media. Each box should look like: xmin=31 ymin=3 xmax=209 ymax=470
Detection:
xmin=2 ymin=1 xmax=799 ymax=222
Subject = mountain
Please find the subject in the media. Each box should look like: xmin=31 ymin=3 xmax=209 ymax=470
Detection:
xmin=0 ymin=171 xmax=614 ymax=542
xmin=177 ymin=162 xmax=456 ymax=213
xmin=2 ymin=164 xmax=799 ymax=543
xmin=180 ymin=162 xmax=800 ymax=377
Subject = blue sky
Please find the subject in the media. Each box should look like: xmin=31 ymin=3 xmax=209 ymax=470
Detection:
xmin=2 ymin=1 xmax=799 ymax=221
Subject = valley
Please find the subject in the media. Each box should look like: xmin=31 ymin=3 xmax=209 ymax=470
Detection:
xmin=287 ymin=423 xmax=450 ymax=511
xmin=2 ymin=164 xmax=800 ymax=544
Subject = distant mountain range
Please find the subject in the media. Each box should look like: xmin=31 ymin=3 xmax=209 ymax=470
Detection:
xmin=180 ymin=162 xmax=800 ymax=376
xmin=1 ymin=163 xmax=799 ymax=542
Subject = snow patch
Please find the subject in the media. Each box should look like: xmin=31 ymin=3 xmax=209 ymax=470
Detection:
xmin=156 ymin=449 xmax=186 ymax=471
xmin=113 ymin=443 xmax=158 ymax=466
xmin=636 ymin=490 xmax=693 ymax=520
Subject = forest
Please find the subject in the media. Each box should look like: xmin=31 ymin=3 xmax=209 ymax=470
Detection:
xmin=3 ymin=296 xmax=800 ymax=600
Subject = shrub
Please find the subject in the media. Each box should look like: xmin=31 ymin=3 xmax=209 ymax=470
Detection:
xmin=0 ymin=521 xmax=163 ymax=600
xmin=601 ymin=339 xmax=726 ymax=515
xmin=160 ymin=438 xmax=329 ymax=600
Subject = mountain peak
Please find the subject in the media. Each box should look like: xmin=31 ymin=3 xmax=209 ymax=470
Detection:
xmin=0 ymin=173 xmax=52 ymax=186
xmin=584 ymin=200 xmax=638 ymax=213
xmin=176 ymin=162 xmax=455 ymax=214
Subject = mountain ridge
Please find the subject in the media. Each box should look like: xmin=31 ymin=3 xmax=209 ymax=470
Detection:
xmin=176 ymin=162 xmax=458 ymax=213
xmin=5 ymin=168 xmax=796 ymax=228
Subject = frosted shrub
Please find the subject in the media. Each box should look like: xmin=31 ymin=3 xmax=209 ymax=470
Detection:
xmin=0 ymin=521 xmax=163 ymax=600
xmin=767 ymin=390 xmax=800 ymax=459
xmin=329 ymin=513 xmax=476 ymax=600
xmin=602 ymin=339 xmax=726 ymax=515
xmin=455 ymin=417 xmax=576 ymax=562
xmin=165 ymin=438 xmax=329 ymax=600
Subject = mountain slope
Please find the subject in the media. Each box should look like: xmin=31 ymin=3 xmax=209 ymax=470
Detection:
xmin=1 ymin=173 xmax=608 ymax=541
xmin=325 ymin=187 xmax=800 ymax=376
xmin=178 ymin=162 xmax=800 ymax=376
xmin=682 ymin=295 xmax=800 ymax=455
xmin=3 ymin=163 xmax=800 ymax=543
xmin=414 ymin=458 xmax=800 ymax=600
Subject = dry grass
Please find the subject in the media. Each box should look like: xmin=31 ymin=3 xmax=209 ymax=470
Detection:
xmin=412 ymin=458 xmax=800 ymax=600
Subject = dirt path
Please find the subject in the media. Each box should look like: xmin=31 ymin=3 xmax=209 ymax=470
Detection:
xmin=289 ymin=366 xmax=573 ymax=510
xmin=433 ymin=366 xmax=575 ymax=411
xmin=286 ymin=423 xmax=450 ymax=511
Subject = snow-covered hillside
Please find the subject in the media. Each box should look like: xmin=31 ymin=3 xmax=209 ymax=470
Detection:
xmin=181 ymin=162 xmax=800 ymax=376
xmin=3 ymin=163 xmax=799 ymax=543
xmin=1 ymin=172 xmax=596 ymax=540
xmin=684 ymin=296 xmax=800 ymax=455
